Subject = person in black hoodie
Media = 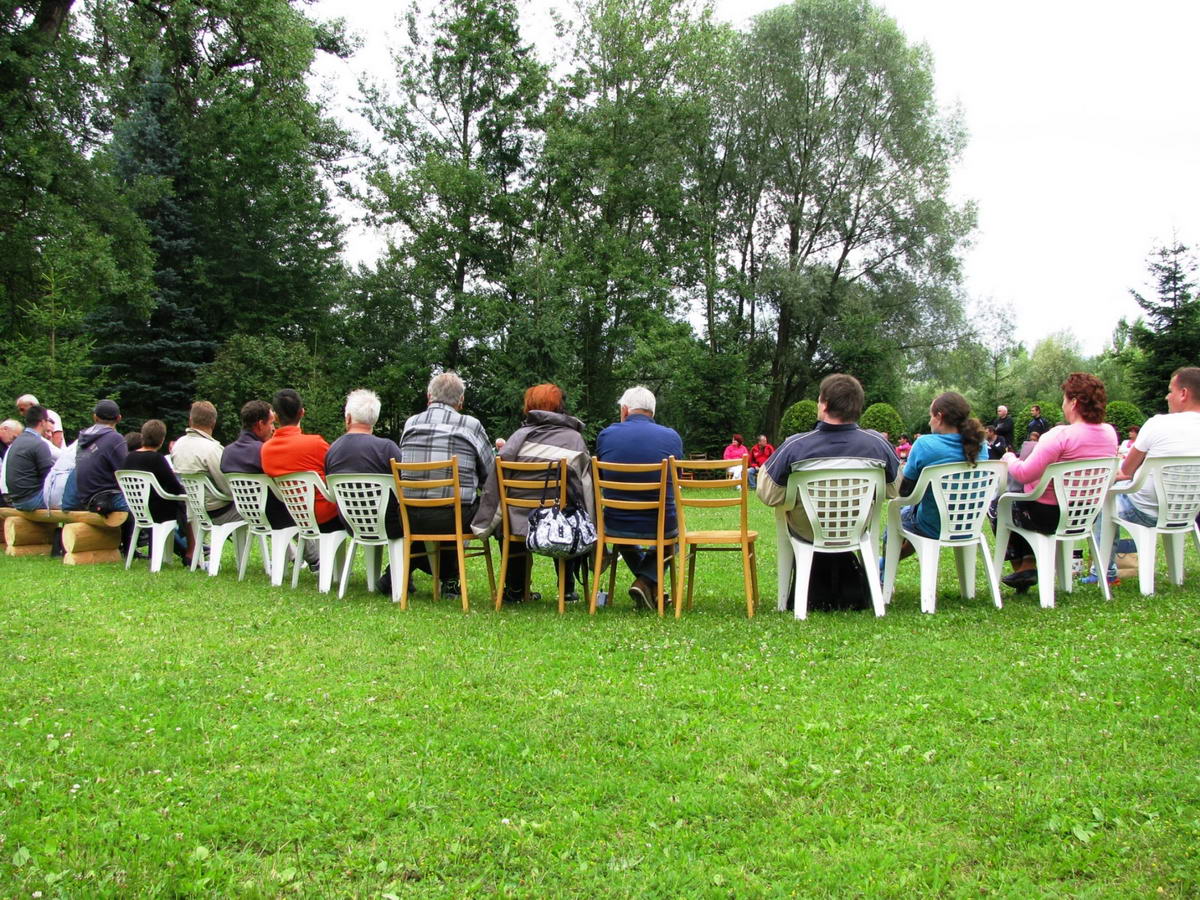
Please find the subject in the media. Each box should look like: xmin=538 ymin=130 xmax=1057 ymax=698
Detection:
xmin=122 ymin=418 xmax=189 ymax=560
xmin=67 ymin=399 xmax=129 ymax=512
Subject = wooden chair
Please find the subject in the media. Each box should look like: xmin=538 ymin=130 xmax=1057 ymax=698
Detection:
xmin=589 ymin=457 xmax=677 ymax=616
xmin=389 ymin=456 xmax=495 ymax=611
xmin=670 ymin=457 xmax=758 ymax=618
xmin=495 ymin=458 xmax=585 ymax=613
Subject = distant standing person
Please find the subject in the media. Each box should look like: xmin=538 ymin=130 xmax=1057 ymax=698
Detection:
xmin=1026 ymin=404 xmax=1050 ymax=438
xmin=993 ymin=405 xmax=1014 ymax=452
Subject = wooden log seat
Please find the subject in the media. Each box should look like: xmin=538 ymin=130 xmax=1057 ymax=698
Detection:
xmin=0 ymin=508 xmax=128 ymax=563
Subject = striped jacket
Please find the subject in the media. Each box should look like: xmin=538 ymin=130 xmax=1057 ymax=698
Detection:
xmin=399 ymin=402 xmax=494 ymax=505
xmin=471 ymin=410 xmax=594 ymax=539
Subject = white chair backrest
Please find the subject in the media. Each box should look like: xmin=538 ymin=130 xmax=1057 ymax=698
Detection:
xmin=179 ymin=472 xmax=227 ymax=529
xmin=923 ymin=461 xmax=1005 ymax=542
xmin=1143 ymin=456 xmax=1200 ymax=529
xmin=327 ymin=473 xmax=394 ymax=544
xmin=786 ymin=466 xmax=885 ymax=550
xmin=225 ymin=473 xmax=279 ymax=534
xmin=115 ymin=470 xmax=169 ymax=530
xmin=273 ymin=471 xmax=332 ymax=539
xmin=1043 ymin=458 xmax=1118 ymax=538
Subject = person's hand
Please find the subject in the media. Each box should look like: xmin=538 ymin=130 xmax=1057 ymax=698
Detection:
xmin=1001 ymin=452 xmax=1018 ymax=465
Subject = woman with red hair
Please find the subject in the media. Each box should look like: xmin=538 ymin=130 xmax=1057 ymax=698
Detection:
xmin=472 ymin=383 xmax=593 ymax=605
xmin=997 ymin=373 xmax=1117 ymax=590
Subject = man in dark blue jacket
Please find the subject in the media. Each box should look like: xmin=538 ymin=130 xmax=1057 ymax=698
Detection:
xmin=596 ymin=385 xmax=684 ymax=609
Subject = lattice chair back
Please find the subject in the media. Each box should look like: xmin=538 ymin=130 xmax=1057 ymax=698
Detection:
xmin=1147 ymin=457 xmax=1200 ymax=529
xmin=327 ymin=474 xmax=394 ymax=544
xmin=927 ymin=462 xmax=1004 ymax=542
xmin=179 ymin=472 xmax=224 ymax=529
xmin=788 ymin=466 xmax=885 ymax=550
xmin=273 ymin=471 xmax=333 ymax=539
xmin=225 ymin=474 xmax=279 ymax=535
xmin=115 ymin=470 xmax=162 ymax=529
xmin=1047 ymin=459 xmax=1118 ymax=538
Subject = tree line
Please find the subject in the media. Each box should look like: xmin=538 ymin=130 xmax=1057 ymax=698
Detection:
xmin=0 ymin=0 xmax=1189 ymax=449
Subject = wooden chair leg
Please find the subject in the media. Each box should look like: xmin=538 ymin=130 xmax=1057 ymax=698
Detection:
xmin=557 ymin=556 xmax=567 ymax=614
xmin=496 ymin=539 xmax=511 ymax=611
xmin=742 ymin=541 xmax=755 ymax=618
xmin=482 ymin=539 xmax=496 ymax=597
xmin=456 ymin=542 xmax=469 ymax=612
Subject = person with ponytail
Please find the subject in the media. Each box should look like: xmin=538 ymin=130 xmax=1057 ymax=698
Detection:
xmin=899 ymin=392 xmax=986 ymax=540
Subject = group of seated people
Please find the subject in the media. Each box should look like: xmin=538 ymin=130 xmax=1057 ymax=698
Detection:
xmin=3 ymin=364 xmax=1197 ymax=611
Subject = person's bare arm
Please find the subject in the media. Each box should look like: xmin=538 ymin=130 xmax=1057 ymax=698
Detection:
xmin=1119 ymin=447 xmax=1146 ymax=482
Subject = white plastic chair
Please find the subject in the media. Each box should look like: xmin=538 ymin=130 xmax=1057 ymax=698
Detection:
xmin=115 ymin=469 xmax=185 ymax=573
xmin=225 ymin=473 xmax=299 ymax=585
xmin=882 ymin=461 xmax=1006 ymax=613
xmin=179 ymin=472 xmax=250 ymax=577
xmin=1101 ymin=455 xmax=1200 ymax=595
xmin=992 ymin=457 xmax=1118 ymax=608
xmin=273 ymin=471 xmax=349 ymax=593
xmin=775 ymin=465 xmax=886 ymax=620
xmin=327 ymin=473 xmax=405 ymax=603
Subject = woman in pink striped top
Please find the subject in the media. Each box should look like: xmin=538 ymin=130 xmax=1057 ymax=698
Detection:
xmin=997 ymin=373 xmax=1118 ymax=589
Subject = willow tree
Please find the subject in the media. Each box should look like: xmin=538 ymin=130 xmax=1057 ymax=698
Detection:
xmin=735 ymin=0 xmax=974 ymax=430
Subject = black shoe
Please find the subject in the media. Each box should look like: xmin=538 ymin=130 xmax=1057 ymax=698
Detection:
xmin=441 ymin=579 xmax=461 ymax=598
xmin=1001 ymin=569 xmax=1038 ymax=592
xmin=564 ymin=591 xmax=580 ymax=604
xmin=502 ymin=588 xmax=524 ymax=605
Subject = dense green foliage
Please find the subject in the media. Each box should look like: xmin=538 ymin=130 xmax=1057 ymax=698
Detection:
xmin=1105 ymin=400 xmax=1146 ymax=434
xmin=779 ymin=398 xmax=819 ymax=439
xmin=1 ymin=501 xmax=1198 ymax=894
xmin=0 ymin=0 xmax=1185 ymax=452
xmin=858 ymin=402 xmax=904 ymax=440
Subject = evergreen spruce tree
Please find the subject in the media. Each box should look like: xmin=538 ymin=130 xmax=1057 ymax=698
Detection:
xmin=90 ymin=61 xmax=215 ymax=432
xmin=1129 ymin=242 xmax=1200 ymax=412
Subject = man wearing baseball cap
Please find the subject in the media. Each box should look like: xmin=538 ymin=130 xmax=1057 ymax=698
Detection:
xmin=66 ymin=399 xmax=129 ymax=515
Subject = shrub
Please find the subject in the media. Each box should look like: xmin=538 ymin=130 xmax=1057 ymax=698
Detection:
xmin=779 ymin=399 xmax=818 ymax=439
xmin=1105 ymin=400 xmax=1146 ymax=434
xmin=859 ymin=402 xmax=904 ymax=440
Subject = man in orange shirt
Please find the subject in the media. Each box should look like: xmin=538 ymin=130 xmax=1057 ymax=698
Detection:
xmin=260 ymin=388 xmax=341 ymax=532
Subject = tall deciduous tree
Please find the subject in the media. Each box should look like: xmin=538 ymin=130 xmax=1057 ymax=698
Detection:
xmin=362 ymin=0 xmax=547 ymax=375
xmin=1129 ymin=241 xmax=1199 ymax=411
xmin=734 ymin=0 xmax=973 ymax=432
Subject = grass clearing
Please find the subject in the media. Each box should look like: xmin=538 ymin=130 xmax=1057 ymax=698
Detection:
xmin=2 ymin=497 xmax=1199 ymax=896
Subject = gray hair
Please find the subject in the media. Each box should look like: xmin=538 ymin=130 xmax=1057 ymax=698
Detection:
xmin=618 ymin=386 xmax=656 ymax=415
xmin=427 ymin=371 xmax=466 ymax=407
xmin=15 ymin=394 xmax=38 ymax=408
xmin=0 ymin=418 xmax=23 ymax=434
xmin=345 ymin=388 xmax=381 ymax=427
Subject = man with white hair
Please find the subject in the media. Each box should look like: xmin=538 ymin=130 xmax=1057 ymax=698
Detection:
xmin=0 ymin=418 xmax=22 ymax=502
xmin=398 ymin=372 xmax=494 ymax=597
xmin=595 ymin=385 xmax=684 ymax=609
xmin=992 ymin=404 xmax=1014 ymax=453
xmin=15 ymin=394 xmax=63 ymax=449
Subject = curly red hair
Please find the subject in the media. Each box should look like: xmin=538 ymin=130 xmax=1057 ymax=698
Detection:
xmin=1061 ymin=373 xmax=1107 ymax=424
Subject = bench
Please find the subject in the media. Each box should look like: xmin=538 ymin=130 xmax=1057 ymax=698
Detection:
xmin=0 ymin=508 xmax=129 ymax=565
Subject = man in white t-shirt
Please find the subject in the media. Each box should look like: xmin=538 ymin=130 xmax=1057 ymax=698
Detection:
xmin=1118 ymin=366 xmax=1200 ymax=523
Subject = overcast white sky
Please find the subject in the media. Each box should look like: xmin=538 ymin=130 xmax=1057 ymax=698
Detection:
xmin=312 ymin=0 xmax=1200 ymax=356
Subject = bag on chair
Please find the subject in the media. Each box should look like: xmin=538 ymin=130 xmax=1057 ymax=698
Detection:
xmin=523 ymin=460 xmax=597 ymax=559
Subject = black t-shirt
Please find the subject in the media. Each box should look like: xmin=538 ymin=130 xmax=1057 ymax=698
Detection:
xmin=325 ymin=432 xmax=403 ymax=538
xmin=123 ymin=450 xmax=186 ymax=523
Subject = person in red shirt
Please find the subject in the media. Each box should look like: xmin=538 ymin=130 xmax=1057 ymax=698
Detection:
xmin=747 ymin=434 xmax=774 ymax=489
xmin=260 ymin=388 xmax=341 ymax=531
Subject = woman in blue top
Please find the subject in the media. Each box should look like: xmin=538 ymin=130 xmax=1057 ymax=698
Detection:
xmin=890 ymin=392 xmax=985 ymax=565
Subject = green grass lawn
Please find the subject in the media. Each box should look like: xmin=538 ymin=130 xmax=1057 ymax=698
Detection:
xmin=2 ymin=498 xmax=1199 ymax=897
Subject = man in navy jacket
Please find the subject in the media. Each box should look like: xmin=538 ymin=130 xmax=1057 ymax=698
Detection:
xmin=596 ymin=385 xmax=684 ymax=609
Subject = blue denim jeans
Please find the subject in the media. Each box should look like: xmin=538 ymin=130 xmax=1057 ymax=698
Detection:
xmin=12 ymin=489 xmax=46 ymax=511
